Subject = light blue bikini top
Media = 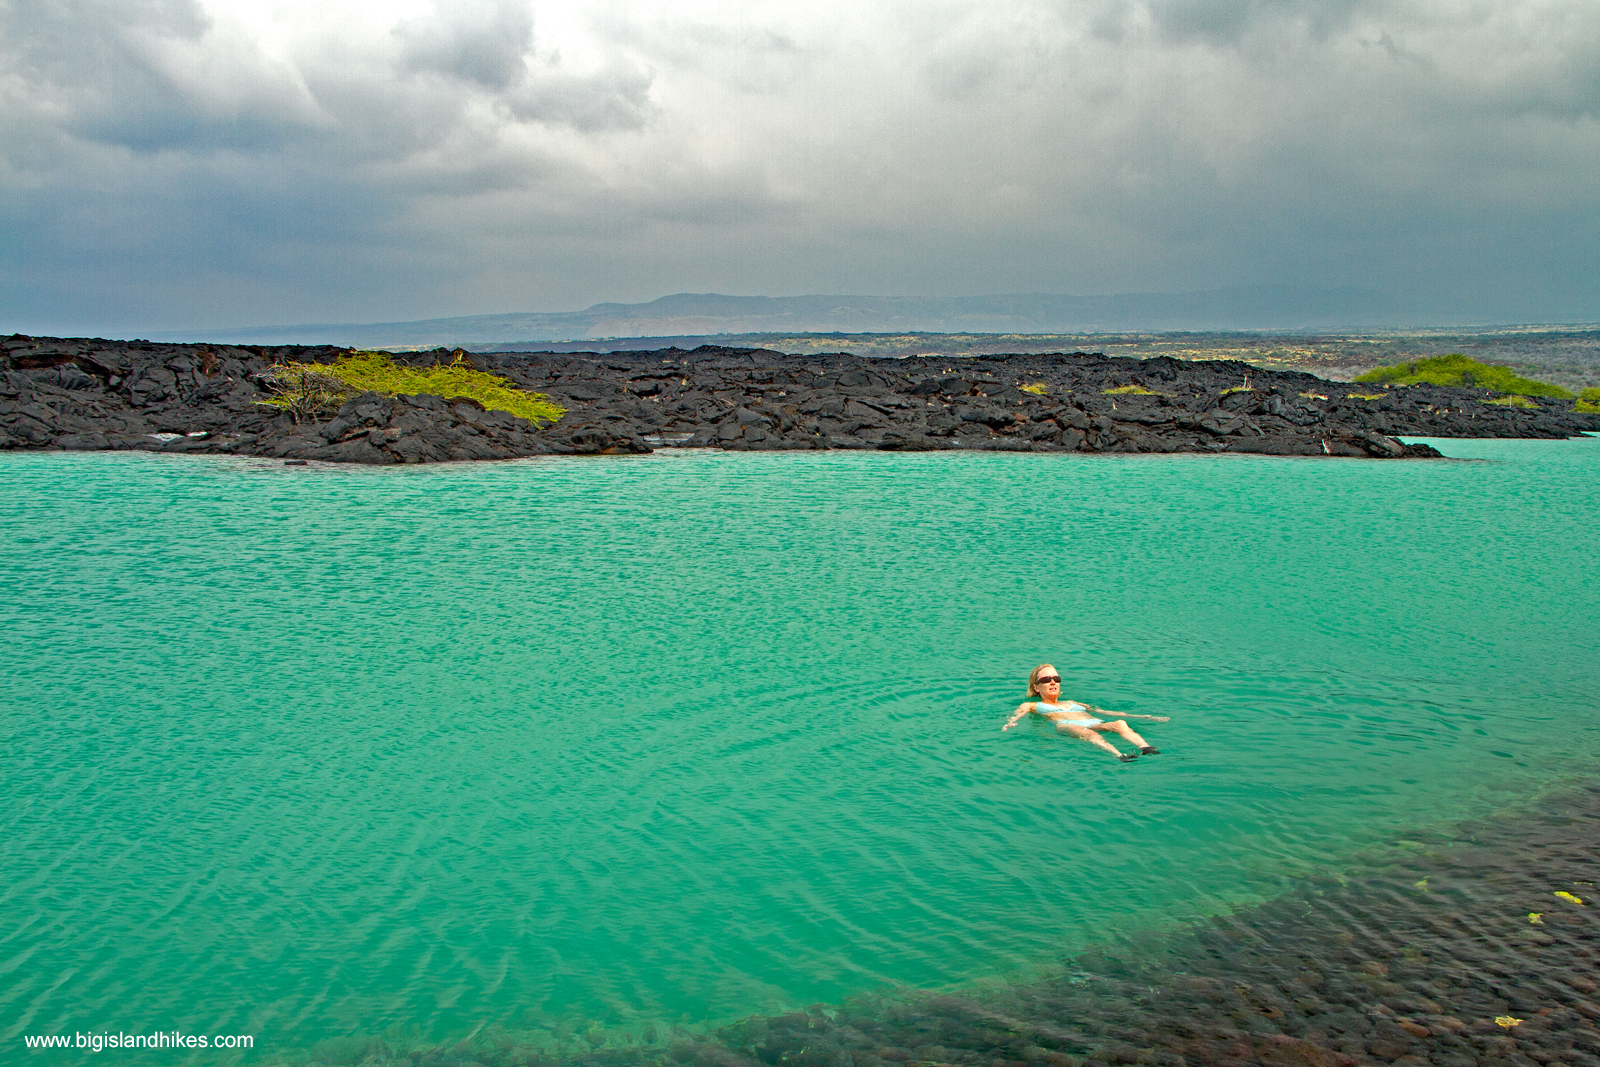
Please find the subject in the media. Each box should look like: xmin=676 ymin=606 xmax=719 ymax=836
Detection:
xmin=1036 ymin=700 xmax=1092 ymax=716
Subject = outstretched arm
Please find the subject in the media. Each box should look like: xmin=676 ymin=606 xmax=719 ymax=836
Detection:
xmin=1002 ymin=703 xmax=1035 ymax=731
xmin=1082 ymin=704 xmax=1169 ymax=723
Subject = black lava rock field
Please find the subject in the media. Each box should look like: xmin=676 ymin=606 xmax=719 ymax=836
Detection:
xmin=5 ymin=336 xmax=1598 ymax=463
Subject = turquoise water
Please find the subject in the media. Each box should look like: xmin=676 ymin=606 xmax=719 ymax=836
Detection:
xmin=3 ymin=439 xmax=1598 ymax=1059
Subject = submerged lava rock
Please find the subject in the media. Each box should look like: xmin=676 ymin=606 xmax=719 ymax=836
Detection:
xmin=683 ymin=785 xmax=1600 ymax=1067
xmin=5 ymin=335 xmax=1597 ymax=463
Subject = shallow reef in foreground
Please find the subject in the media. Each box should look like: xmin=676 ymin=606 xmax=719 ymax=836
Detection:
xmin=284 ymin=783 xmax=1600 ymax=1067
xmin=5 ymin=336 xmax=1600 ymax=463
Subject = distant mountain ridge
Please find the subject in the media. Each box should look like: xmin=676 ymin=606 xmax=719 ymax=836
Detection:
xmin=154 ymin=287 xmax=1400 ymax=348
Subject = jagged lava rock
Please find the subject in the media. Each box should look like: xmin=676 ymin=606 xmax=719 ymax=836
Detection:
xmin=6 ymin=336 xmax=1598 ymax=463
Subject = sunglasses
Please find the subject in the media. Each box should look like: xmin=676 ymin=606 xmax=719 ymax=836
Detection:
xmin=1035 ymin=676 xmax=1062 ymax=685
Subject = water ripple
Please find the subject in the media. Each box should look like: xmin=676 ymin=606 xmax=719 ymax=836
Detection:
xmin=1 ymin=440 xmax=1597 ymax=1053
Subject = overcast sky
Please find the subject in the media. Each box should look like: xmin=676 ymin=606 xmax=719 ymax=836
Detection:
xmin=2 ymin=0 xmax=1597 ymax=335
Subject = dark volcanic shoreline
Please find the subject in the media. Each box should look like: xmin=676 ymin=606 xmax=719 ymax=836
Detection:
xmin=5 ymin=335 xmax=1598 ymax=463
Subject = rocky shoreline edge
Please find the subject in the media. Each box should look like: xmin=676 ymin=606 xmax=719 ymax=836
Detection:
xmin=5 ymin=335 xmax=1599 ymax=463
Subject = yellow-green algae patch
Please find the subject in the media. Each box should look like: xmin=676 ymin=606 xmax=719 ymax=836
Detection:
xmin=260 ymin=350 xmax=565 ymax=426
xmin=1356 ymin=354 xmax=1572 ymax=400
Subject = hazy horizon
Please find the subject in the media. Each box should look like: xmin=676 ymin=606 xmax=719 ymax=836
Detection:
xmin=140 ymin=288 xmax=1600 ymax=348
xmin=12 ymin=286 xmax=1600 ymax=348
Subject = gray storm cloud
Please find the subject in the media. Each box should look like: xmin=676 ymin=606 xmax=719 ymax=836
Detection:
xmin=1 ymin=0 xmax=1596 ymax=335
xmin=396 ymin=0 xmax=536 ymax=90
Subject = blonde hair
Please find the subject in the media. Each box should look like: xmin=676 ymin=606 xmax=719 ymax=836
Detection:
xmin=1026 ymin=663 xmax=1058 ymax=699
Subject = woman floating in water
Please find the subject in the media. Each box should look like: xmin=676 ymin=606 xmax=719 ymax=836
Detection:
xmin=1002 ymin=664 xmax=1169 ymax=762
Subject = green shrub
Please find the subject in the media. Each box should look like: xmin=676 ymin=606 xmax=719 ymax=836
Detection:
xmin=1356 ymin=354 xmax=1572 ymax=399
xmin=1103 ymin=384 xmax=1157 ymax=395
xmin=1483 ymin=394 xmax=1537 ymax=408
xmin=1577 ymin=387 xmax=1600 ymax=414
xmin=1019 ymin=382 xmax=1049 ymax=395
xmin=260 ymin=350 xmax=565 ymax=425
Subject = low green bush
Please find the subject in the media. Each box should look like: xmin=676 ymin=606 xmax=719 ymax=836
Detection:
xmin=260 ymin=350 xmax=565 ymax=425
xmin=1356 ymin=354 xmax=1572 ymax=399
xmin=1103 ymin=384 xmax=1158 ymax=395
xmin=1577 ymin=387 xmax=1600 ymax=414
xmin=1483 ymin=394 xmax=1537 ymax=408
